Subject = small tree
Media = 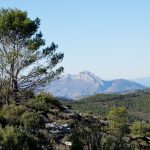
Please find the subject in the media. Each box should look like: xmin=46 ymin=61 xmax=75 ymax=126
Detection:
xmin=0 ymin=8 xmax=64 ymax=103
xmin=107 ymin=107 xmax=130 ymax=150
xmin=108 ymin=107 xmax=128 ymax=133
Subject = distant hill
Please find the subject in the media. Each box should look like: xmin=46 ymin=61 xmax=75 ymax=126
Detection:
xmin=69 ymin=89 xmax=150 ymax=121
xmin=42 ymin=71 xmax=145 ymax=99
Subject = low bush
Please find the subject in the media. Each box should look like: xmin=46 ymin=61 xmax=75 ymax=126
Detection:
xmin=2 ymin=104 xmax=25 ymax=125
xmin=21 ymin=111 xmax=41 ymax=128
xmin=28 ymin=92 xmax=62 ymax=111
xmin=28 ymin=98 xmax=48 ymax=111
xmin=35 ymin=92 xmax=61 ymax=107
xmin=0 ymin=125 xmax=38 ymax=150
xmin=131 ymin=121 xmax=150 ymax=137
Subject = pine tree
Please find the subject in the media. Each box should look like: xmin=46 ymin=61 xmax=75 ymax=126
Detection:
xmin=0 ymin=8 xmax=64 ymax=103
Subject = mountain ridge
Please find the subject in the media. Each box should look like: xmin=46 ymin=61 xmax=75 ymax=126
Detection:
xmin=42 ymin=71 xmax=145 ymax=99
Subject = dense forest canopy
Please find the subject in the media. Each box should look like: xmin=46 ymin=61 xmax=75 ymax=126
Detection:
xmin=69 ymin=90 xmax=150 ymax=121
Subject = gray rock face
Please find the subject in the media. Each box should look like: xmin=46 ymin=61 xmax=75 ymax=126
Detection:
xmin=42 ymin=71 xmax=145 ymax=99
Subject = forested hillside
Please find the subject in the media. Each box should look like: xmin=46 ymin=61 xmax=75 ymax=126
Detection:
xmin=69 ymin=89 xmax=150 ymax=121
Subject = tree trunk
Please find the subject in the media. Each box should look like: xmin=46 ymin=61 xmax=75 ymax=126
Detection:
xmin=13 ymin=78 xmax=19 ymax=102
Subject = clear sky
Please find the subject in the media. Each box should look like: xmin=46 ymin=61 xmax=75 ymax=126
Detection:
xmin=1 ymin=0 xmax=150 ymax=80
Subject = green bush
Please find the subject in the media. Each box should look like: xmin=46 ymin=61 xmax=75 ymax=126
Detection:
xmin=28 ymin=98 xmax=48 ymax=111
xmin=2 ymin=104 xmax=25 ymax=124
xmin=0 ymin=125 xmax=38 ymax=150
xmin=131 ymin=121 xmax=150 ymax=137
xmin=28 ymin=92 xmax=62 ymax=111
xmin=101 ymin=135 xmax=116 ymax=150
xmin=21 ymin=111 xmax=41 ymax=128
xmin=36 ymin=92 xmax=61 ymax=107
xmin=107 ymin=107 xmax=128 ymax=132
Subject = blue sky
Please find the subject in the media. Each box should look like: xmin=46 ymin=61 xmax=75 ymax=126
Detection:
xmin=1 ymin=0 xmax=150 ymax=80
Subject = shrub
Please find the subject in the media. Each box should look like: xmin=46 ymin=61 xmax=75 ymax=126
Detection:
xmin=36 ymin=92 xmax=61 ymax=107
xmin=21 ymin=111 xmax=41 ymax=128
xmin=131 ymin=121 xmax=150 ymax=137
xmin=28 ymin=92 xmax=62 ymax=111
xmin=2 ymin=104 xmax=25 ymax=124
xmin=28 ymin=98 xmax=48 ymax=111
xmin=107 ymin=107 xmax=129 ymax=135
xmin=0 ymin=125 xmax=38 ymax=150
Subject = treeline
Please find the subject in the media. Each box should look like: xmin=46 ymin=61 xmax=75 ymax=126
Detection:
xmin=69 ymin=90 xmax=150 ymax=121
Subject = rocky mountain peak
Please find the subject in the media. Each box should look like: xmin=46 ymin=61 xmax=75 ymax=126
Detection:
xmin=42 ymin=71 xmax=145 ymax=99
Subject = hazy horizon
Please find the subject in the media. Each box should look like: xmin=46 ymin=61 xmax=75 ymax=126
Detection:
xmin=1 ymin=0 xmax=150 ymax=80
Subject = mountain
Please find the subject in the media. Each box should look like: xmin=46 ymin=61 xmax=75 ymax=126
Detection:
xmin=132 ymin=77 xmax=150 ymax=87
xmin=42 ymin=71 xmax=145 ymax=99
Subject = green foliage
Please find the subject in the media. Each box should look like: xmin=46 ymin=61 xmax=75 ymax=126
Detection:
xmin=71 ymin=124 xmax=88 ymax=150
xmin=0 ymin=92 xmax=149 ymax=149
xmin=70 ymin=90 xmax=150 ymax=121
xmin=2 ymin=104 xmax=25 ymax=124
xmin=0 ymin=86 xmax=10 ymax=104
xmin=0 ymin=8 xmax=64 ymax=103
xmin=0 ymin=8 xmax=39 ymax=38
xmin=21 ymin=111 xmax=41 ymax=128
xmin=28 ymin=92 xmax=62 ymax=111
xmin=101 ymin=135 xmax=118 ymax=150
xmin=71 ymin=122 xmax=102 ymax=150
xmin=28 ymin=98 xmax=48 ymax=111
xmin=107 ymin=107 xmax=130 ymax=138
xmin=106 ymin=108 xmax=131 ymax=150
xmin=36 ymin=92 xmax=61 ymax=107
xmin=101 ymin=134 xmax=131 ymax=150
xmin=0 ymin=125 xmax=38 ymax=150
xmin=108 ymin=107 xmax=128 ymax=130
xmin=130 ymin=122 xmax=150 ymax=150
xmin=131 ymin=121 xmax=150 ymax=137
xmin=0 ymin=92 xmax=65 ymax=149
